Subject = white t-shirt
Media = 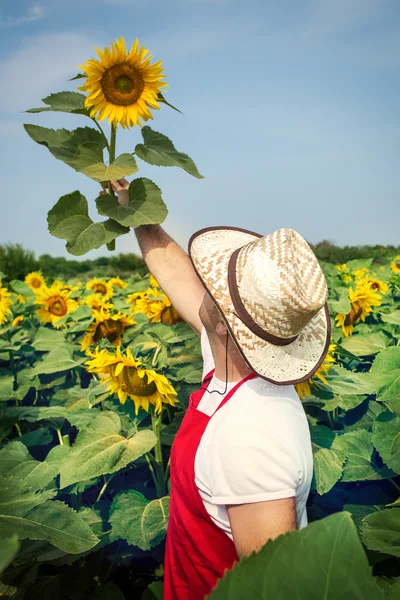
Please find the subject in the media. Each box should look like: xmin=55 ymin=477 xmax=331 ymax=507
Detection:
xmin=194 ymin=327 xmax=314 ymax=541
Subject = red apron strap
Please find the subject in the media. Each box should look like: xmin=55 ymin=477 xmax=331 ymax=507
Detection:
xmin=212 ymin=372 xmax=257 ymax=417
xmin=203 ymin=368 xmax=215 ymax=384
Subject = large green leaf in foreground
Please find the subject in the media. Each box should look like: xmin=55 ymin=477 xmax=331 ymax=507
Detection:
xmin=208 ymin=512 xmax=384 ymax=600
xmin=47 ymin=190 xmax=129 ymax=255
xmin=59 ymin=412 xmax=157 ymax=488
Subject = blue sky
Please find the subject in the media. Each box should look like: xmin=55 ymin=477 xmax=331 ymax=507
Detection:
xmin=0 ymin=0 xmax=399 ymax=260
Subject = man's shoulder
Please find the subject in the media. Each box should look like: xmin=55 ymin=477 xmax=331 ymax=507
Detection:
xmin=205 ymin=377 xmax=308 ymax=446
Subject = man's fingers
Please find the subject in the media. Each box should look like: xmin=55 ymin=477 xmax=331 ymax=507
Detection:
xmin=110 ymin=178 xmax=129 ymax=191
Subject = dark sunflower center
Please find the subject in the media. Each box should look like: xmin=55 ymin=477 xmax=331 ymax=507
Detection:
xmin=110 ymin=365 xmax=157 ymax=397
xmin=93 ymin=319 xmax=124 ymax=343
xmin=115 ymin=75 xmax=134 ymax=94
xmin=345 ymin=306 xmax=363 ymax=326
xmin=32 ymin=279 xmax=41 ymax=288
xmin=101 ymin=63 xmax=144 ymax=106
xmin=49 ymin=296 xmax=67 ymax=317
xmin=93 ymin=283 xmax=107 ymax=295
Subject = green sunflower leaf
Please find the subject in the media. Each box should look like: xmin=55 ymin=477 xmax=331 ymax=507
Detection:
xmin=0 ymin=535 xmax=20 ymax=576
xmin=24 ymin=124 xmax=72 ymax=148
xmin=310 ymin=425 xmax=345 ymax=494
xmin=96 ymin=178 xmax=168 ymax=227
xmin=370 ymin=348 xmax=400 ymax=403
xmin=381 ymin=311 xmax=400 ymax=325
xmin=31 ymin=346 xmax=78 ymax=375
xmin=75 ymin=148 xmax=138 ymax=182
xmin=58 ymin=412 xmax=157 ymax=488
xmin=0 ymin=375 xmax=15 ymax=401
xmin=372 ymin=411 xmax=400 ymax=473
xmin=69 ymin=74 xmax=87 ymax=81
xmin=340 ymin=332 xmax=391 ymax=356
xmin=25 ymin=91 xmax=90 ymax=116
xmin=360 ymin=507 xmax=400 ymax=558
xmin=47 ymin=191 xmax=129 ymax=256
xmin=336 ymin=430 xmax=395 ymax=482
xmin=32 ymin=327 xmax=66 ymax=352
xmin=0 ymin=499 xmax=100 ymax=554
xmin=157 ymin=92 xmax=183 ymax=115
xmin=109 ymin=490 xmax=169 ymax=551
xmin=329 ymin=287 xmax=351 ymax=314
xmin=23 ymin=125 xmax=110 ymax=180
xmin=135 ymin=126 xmax=204 ymax=178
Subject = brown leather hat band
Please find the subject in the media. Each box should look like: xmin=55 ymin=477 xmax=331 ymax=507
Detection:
xmin=227 ymin=247 xmax=300 ymax=347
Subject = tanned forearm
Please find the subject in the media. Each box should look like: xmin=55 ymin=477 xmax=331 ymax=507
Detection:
xmin=133 ymin=224 xmax=205 ymax=334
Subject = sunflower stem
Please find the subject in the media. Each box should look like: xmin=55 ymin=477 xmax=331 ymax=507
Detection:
xmin=92 ymin=118 xmax=110 ymax=153
xmin=150 ymin=409 xmax=167 ymax=496
xmin=107 ymin=123 xmax=117 ymax=196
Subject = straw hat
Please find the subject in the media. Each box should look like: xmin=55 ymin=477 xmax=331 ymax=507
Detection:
xmin=188 ymin=226 xmax=331 ymax=385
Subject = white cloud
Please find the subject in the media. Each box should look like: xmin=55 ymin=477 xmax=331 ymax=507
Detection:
xmin=0 ymin=32 xmax=94 ymax=113
xmin=0 ymin=4 xmax=44 ymax=29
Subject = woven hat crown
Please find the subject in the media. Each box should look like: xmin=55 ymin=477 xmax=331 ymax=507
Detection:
xmin=229 ymin=228 xmax=328 ymax=342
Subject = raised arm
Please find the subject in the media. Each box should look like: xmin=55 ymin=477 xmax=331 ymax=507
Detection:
xmin=107 ymin=179 xmax=205 ymax=336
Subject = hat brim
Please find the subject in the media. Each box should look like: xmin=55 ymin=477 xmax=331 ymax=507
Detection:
xmin=188 ymin=226 xmax=331 ymax=385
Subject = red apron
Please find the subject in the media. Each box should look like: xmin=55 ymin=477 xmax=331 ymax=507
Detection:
xmin=163 ymin=368 xmax=257 ymax=600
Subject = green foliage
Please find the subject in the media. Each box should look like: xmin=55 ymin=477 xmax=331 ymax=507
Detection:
xmin=0 ymin=244 xmax=38 ymax=282
xmin=0 ymin=257 xmax=399 ymax=597
xmin=311 ymin=239 xmax=400 ymax=265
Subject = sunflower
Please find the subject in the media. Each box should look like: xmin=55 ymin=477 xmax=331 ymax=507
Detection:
xmin=109 ymin=277 xmax=128 ymax=290
xmin=53 ymin=280 xmax=80 ymax=295
xmin=85 ymin=293 xmax=114 ymax=312
xmin=391 ymin=256 xmax=400 ymax=273
xmin=334 ymin=282 xmax=383 ymax=337
xmin=343 ymin=274 xmax=353 ymax=285
xmin=147 ymin=294 xmax=183 ymax=325
xmin=25 ymin=271 xmax=45 ymax=293
xmin=86 ymin=346 xmax=177 ymax=414
xmin=295 ymin=343 xmax=336 ymax=400
xmin=335 ymin=264 xmax=348 ymax=272
xmin=86 ymin=278 xmax=113 ymax=299
xmin=81 ymin=308 xmax=136 ymax=351
xmin=149 ymin=274 xmax=160 ymax=288
xmin=77 ymin=37 xmax=168 ymax=129
xmin=35 ymin=285 xmax=79 ymax=327
xmin=353 ymin=268 xmax=369 ymax=280
xmin=0 ymin=285 xmax=12 ymax=325
xmin=12 ymin=315 xmax=24 ymax=327
xmin=357 ymin=276 xmax=388 ymax=295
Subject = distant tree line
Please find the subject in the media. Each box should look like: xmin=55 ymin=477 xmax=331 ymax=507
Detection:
xmin=0 ymin=244 xmax=147 ymax=283
xmin=0 ymin=241 xmax=399 ymax=283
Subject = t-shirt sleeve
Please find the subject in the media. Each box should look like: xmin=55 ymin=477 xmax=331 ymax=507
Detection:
xmin=201 ymin=326 xmax=215 ymax=380
xmin=206 ymin=418 xmax=301 ymax=505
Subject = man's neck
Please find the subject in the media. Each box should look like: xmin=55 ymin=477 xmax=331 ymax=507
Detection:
xmin=210 ymin=334 xmax=254 ymax=382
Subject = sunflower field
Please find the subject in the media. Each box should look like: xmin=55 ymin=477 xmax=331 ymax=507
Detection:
xmin=0 ymin=254 xmax=399 ymax=599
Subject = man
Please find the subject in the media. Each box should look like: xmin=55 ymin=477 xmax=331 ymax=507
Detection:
xmin=107 ymin=179 xmax=331 ymax=600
